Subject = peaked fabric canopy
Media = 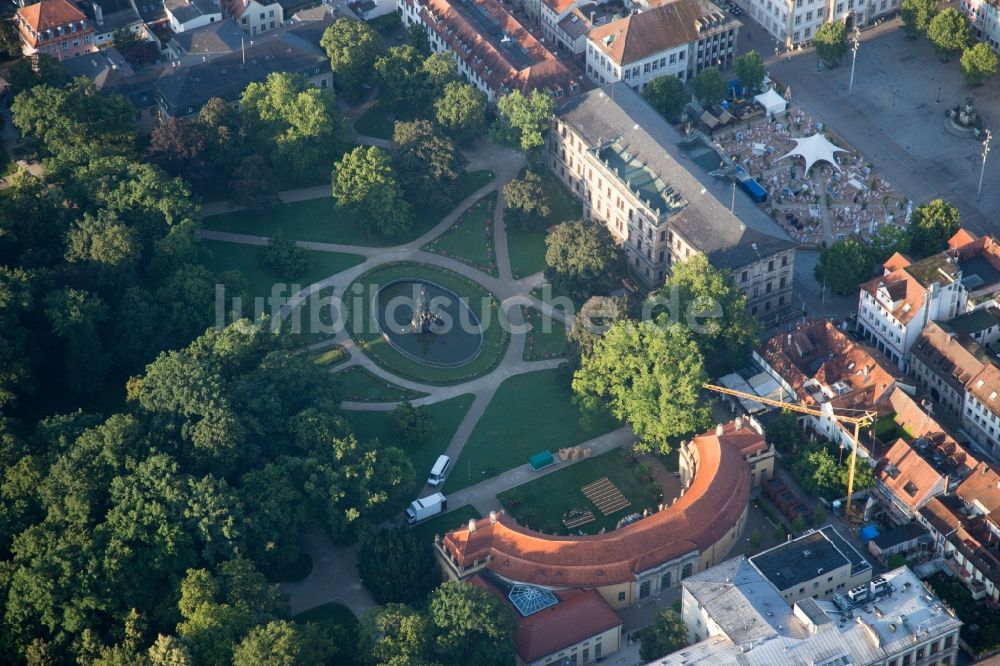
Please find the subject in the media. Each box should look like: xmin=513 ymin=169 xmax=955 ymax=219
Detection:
xmin=754 ymin=88 xmax=786 ymax=116
xmin=779 ymin=133 xmax=850 ymax=173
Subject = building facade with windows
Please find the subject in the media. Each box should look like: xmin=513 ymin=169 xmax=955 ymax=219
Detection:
xmin=962 ymin=0 xmax=1000 ymax=53
xmin=585 ymin=0 xmax=738 ymax=90
xmin=436 ymin=418 xmax=768 ymax=609
xmin=16 ymin=0 xmax=97 ymax=60
xmin=550 ymin=83 xmax=795 ymax=306
xmin=749 ymin=0 xmax=898 ymax=49
xmin=221 ymin=0 xmax=284 ymax=35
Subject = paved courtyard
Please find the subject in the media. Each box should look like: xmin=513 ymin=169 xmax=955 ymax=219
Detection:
xmin=765 ymin=19 xmax=1000 ymax=239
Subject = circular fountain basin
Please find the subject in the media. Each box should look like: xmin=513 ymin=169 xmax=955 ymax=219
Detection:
xmin=374 ymin=279 xmax=484 ymax=367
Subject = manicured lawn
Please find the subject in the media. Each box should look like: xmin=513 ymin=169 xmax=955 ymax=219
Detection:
xmin=293 ymin=601 xmax=358 ymax=627
xmin=331 ymin=366 xmax=429 ymax=402
xmin=410 ymin=504 xmax=482 ymax=544
xmin=505 ymin=170 xmax=582 ymax=279
xmin=312 ymin=344 xmax=350 ymax=367
xmin=354 ymin=98 xmax=424 ymax=140
xmin=201 ymin=170 xmax=495 ymax=247
xmin=345 ymin=393 xmax=474 ymax=483
xmin=443 ymin=368 xmax=620 ymax=492
xmin=201 ymin=239 xmax=365 ymax=302
xmin=422 ymin=192 xmax=497 ymax=276
xmin=497 ymin=448 xmax=662 ymax=535
xmin=344 ymin=262 xmax=509 ymax=385
xmin=521 ymin=306 xmax=567 ymax=360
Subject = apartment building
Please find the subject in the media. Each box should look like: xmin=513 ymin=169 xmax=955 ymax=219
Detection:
xmin=856 ymin=230 xmax=1000 ymax=370
xmin=908 ymin=310 xmax=1000 ymax=456
xmin=962 ymin=0 xmax=1000 ymax=52
xmin=749 ymin=0 xmax=898 ymax=48
xmin=585 ymin=0 xmax=738 ymax=90
xmin=550 ymin=82 xmax=795 ymax=305
xmin=398 ymin=0 xmax=581 ymax=102
xmin=220 ymin=0 xmax=284 ymax=35
xmin=16 ymin=0 xmax=97 ymax=60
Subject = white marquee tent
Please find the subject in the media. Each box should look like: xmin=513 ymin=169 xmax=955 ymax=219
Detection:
xmin=778 ymin=133 xmax=850 ymax=174
xmin=754 ymin=88 xmax=787 ymax=116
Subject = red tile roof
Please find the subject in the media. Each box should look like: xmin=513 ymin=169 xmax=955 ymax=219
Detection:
xmin=17 ymin=0 xmax=86 ymax=32
xmin=968 ymin=364 xmax=1000 ymax=420
xmin=761 ymin=319 xmax=901 ymax=413
xmin=589 ymin=0 xmax=729 ymax=65
xmin=412 ymin=0 xmax=581 ymax=97
xmin=877 ymin=438 xmax=945 ymax=510
xmin=441 ymin=419 xmax=757 ymax=587
xmin=469 ymin=576 xmax=622 ymax=662
xmin=956 ymin=463 xmax=1000 ymax=514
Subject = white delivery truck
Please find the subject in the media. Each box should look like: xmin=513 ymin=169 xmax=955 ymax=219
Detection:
xmin=405 ymin=493 xmax=447 ymax=525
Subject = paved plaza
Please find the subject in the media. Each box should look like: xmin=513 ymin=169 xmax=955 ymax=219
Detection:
xmin=765 ymin=19 xmax=1000 ymax=239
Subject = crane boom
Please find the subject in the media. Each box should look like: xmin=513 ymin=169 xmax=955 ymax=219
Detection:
xmin=703 ymin=383 xmax=877 ymax=520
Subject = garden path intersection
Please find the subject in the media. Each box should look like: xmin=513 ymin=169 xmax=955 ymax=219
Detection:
xmin=197 ymin=137 xmax=640 ymax=616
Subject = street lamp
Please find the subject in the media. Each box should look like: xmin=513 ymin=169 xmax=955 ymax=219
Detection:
xmin=848 ymin=24 xmax=861 ymax=94
xmin=978 ymin=129 xmax=992 ymax=202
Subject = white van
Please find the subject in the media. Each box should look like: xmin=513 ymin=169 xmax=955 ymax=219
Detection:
xmin=427 ymin=455 xmax=451 ymax=487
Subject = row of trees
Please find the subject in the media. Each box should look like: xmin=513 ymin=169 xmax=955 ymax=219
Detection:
xmin=814 ymin=198 xmax=961 ymax=296
xmin=644 ymin=51 xmax=765 ymax=122
xmin=901 ymin=1 xmax=999 ymax=84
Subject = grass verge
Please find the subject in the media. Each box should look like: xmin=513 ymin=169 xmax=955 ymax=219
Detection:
xmin=410 ymin=504 xmax=482 ymax=544
xmin=521 ymin=306 xmax=567 ymax=360
xmin=331 ymin=366 xmax=429 ymax=402
xmin=422 ymin=192 xmax=498 ymax=276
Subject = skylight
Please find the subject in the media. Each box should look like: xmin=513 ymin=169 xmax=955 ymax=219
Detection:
xmin=509 ymin=584 xmax=558 ymax=616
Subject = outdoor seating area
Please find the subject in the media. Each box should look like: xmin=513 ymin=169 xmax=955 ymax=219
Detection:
xmin=711 ymin=106 xmax=908 ymax=247
xmin=582 ymin=477 xmax=631 ymax=516
xmin=562 ymin=508 xmax=596 ymax=529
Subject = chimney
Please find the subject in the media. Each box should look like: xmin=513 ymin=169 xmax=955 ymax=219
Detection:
xmin=489 ymin=511 xmax=497 ymax=524
xmin=735 ymin=416 xmax=743 ymax=430
xmin=467 ymin=519 xmax=476 ymax=532
xmin=93 ymin=2 xmax=104 ymax=27
xmin=716 ymin=423 xmax=724 ymax=436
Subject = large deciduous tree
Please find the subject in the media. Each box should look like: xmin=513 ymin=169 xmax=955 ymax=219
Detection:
xmin=961 ymin=42 xmax=998 ymax=86
xmin=814 ymin=21 xmax=848 ymax=67
xmin=644 ymin=75 xmax=688 ymax=121
xmin=502 ymin=170 xmax=551 ymax=229
xmin=692 ymin=67 xmax=726 ymax=106
xmin=909 ymin=198 xmax=961 ymax=258
xmin=901 ymin=0 xmax=938 ymax=37
xmin=434 ymin=81 xmax=488 ymax=145
xmin=374 ymin=44 xmax=427 ymax=104
xmin=545 ymin=220 xmax=620 ymax=301
xmin=573 ymin=319 xmax=711 ymax=453
xmin=814 ymin=238 xmax=876 ymax=296
xmin=658 ymin=253 xmax=761 ymax=375
xmin=734 ymin=50 xmax=766 ymax=91
xmin=333 ymin=146 xmax=411 ymax=237
xmin=492 ymin=89 xmax=554 ymax=155
xmin=638 ymin=610 xmax=689 ymax=662
xmin=320 ymin=18 xmax=384 ymax=95
xmin=391 ymin=119 xmax=467 ymax=210
xmin=928 ymin=9 xmax=971 ymax=60
xmin=428 ymin=582 xmax=516 ymax=666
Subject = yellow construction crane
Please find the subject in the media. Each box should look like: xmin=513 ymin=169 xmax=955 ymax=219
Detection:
xmin=703 ymin=384 xmax=877 ymax=520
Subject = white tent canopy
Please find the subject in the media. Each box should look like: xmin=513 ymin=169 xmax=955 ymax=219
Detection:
xmin=778 ymin=133 xmax=850 ymax=174
xmin=754 ymin=88 xmax=787 ymax=116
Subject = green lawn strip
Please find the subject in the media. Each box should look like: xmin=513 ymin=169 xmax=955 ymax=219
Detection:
xmin=331 ymin=366 xmax=429 ymax=402
xmin=497 ymin=448 xmax=662 ymax=535
xmin=292 ymin=601 xmax=358 ymax=627
xmin=506 ymin=225 xmax=548 ymax=279
xmin=344 ymin=262 xmax=509 ymax=385
xmin=410 ymin=504 xmax=482 ymax=544
xmin=353 ymin=98 xmax=422 ymax=140
xmin=202 ymin=239 xmax=365 ymax=302
xmin=312 ymin=344 xmax=350 ymax=367
xmin=443 ymin=368 xmax=620 ymax=492
xmin=200 ymin=170 xmax=495 ymax=247
xmin=541 ymin=170 xmax=583 ymax=225
xmin=345 ymin=393 xmax=475 ymax=484
xmin=521 ymin=305 xmax=567 ymax=361
xmin=422 ymin=192 xmax=498 ymax=276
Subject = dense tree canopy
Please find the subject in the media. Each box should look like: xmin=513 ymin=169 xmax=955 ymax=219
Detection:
xmin=357 ymin=528 xmax=440 ymax=605
xmin=391 ymin=119 xmax=467 ymax=210
xmin=962 ymin=42 xmax=999 ymax=86
xmin=734 ymin=51 xmax=766 ymax=91
xmin=909 ymin=199 xmax=961 ymax=258
xmin=545 ymin=220 xmax=620 ymax=301
xmin=435 ymin=81 xmax=488 ymax=145
xmin=644 ymin=75 xmax=688 ymax=122
xmin=638 ymin=609 xmax=689 ymax=662
xmin=321 ymin=18 xmax=385 ymax=95
xmin=374 ymin=44 xmax=427 ymax=104
xmin=814 ymin=238 xmax=876 ymax=296
xmin=928 ymin=9 xmax=970 ymax=60
xmin=492 ymin=90 xmax=554 ymax=155
xmin=333 ymin=146 xmax=411 ymax=237
xmin=814 ymin=21 xmax=849 ymax=67
xmin=573 ymin=319 xmax=710 ymax=453
xmin=692 ymin=67 xmax=726 ymax=106
xmin=901 ymin=0 xmax=938 ymax=37
xmin=658 ymin=253 xmax=761 ymax=375
xmin=502 ymin=170 xmax=551 ymax=229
